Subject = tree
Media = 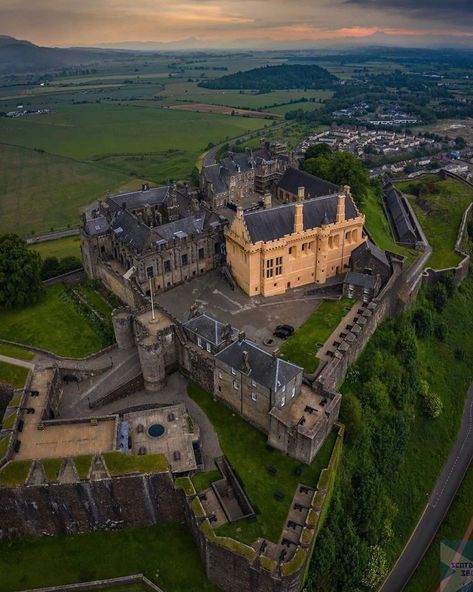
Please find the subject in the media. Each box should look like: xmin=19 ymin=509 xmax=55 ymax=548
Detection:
xmin=0 ymin=234 xmax=42 ymax=309
xmin=341 ymin=394 xmax=365 ymax=443
xmin=304 ymin=143 xmax=332 ymax=160
xmin=412 ymin=307 xmax=434 ymax=338
xmin=419 ymin=379 xmax=443 ymax=418
xmin=431 ymin=282 xmax=448 ymax=312
xmin=362 ymin=545 xmax=388 ymax=590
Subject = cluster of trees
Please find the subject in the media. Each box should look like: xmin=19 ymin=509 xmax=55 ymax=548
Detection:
xmin=308 ymin=275 xmax=459 ymax=590
xmin=199 ymin=64 xmax=336 ymax=91
xmin=302 ymin=144 xmax=370 ymax=206
xmin=40 ymin=256 xmax=82 ymax=281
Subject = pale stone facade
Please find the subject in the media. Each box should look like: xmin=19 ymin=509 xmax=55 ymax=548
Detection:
xmin=225 ymin=185 xmax=366 ymax=297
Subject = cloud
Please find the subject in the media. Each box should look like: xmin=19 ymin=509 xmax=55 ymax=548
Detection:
xmin=346 ymin=0 xmax=473 ymax=23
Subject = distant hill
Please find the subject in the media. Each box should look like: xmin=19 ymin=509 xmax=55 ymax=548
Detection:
xmin=0 ymin=35 xmax=132 ymax=75
xmin=199 ymin=63 xmax=337 ymax=91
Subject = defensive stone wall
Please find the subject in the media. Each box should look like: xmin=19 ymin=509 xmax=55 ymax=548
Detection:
xmin=0 ymin=459 xmax=181 ymax=540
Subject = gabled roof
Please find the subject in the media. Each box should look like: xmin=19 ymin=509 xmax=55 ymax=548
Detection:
xmin=202 ymin=164 xmax=228 ymax=196
xmin=278 ymin=168 xmax=339 ymax=199
xmin=107 ymin=186 xmax=170 ymax=211
xmin=155 ymin=215 xmax=208 ymax=241
xmin=85 ymin=216 xmax=109 ymax=236
xmin=216 ymin=338 xmax=302 ymax=391
xmin=111 ymin=210 xmax=151 ymax=253
xmin=344 ymin=271 xmax=377 ymax=289
xmin=183 ymin=313 xmax=237 ymax=346
xmin=383 ymin=184 xmax=417 ymax=245
xmin=243 ymin=192 xmax=359 ymax=244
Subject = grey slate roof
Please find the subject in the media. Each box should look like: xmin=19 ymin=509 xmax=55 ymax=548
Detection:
xmin=344 ymin=271 xmax=376 ymax=289
xmin=183 ymin=314 xmax=238 ymax=346
xmin=85 ymin=216 xmax=109 ymax=236
xmin=243 ymin=193 xmax=358 ymax=244
xmin=110 ymin=210 xmax=150 ymax=252
xmin=155 ymin=215 xmax=207 ymax=241
xmin=107 ymin=186 xmax=170 ymax=211
xmin=216 ymin=338 xmax=302 ymax=391
xmin=364 ymin=240 xmax=390 ymax=267
xmin=202 ymin=164 xmax=228 ymax=195
xmin=383 ymin=184 xmax=417 ymax=245
xmin=278 ymin=168 xmax=339 ymax=199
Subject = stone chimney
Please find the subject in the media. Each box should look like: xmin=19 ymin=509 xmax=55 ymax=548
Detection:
xmin=240 ymin=350 xmax=251 ymax=374
xmin=221 ymin=323 xmax=233 ymax=341
xmin=294 ymin=201 xmax=304 ymax=234
xmin=272 ymin=348 xmax=280 ymax=358
xmin=336 ymin=194 xmax=346 ymax=224
xmin=238 ymin=330 xmax=245 ymax=342
xmin=236 ymin=206 xmax=244 ymax=220
xmin=263 ymin=193 xmax=272 ymax=209
xmin=297 ymin=186 xmax=305 ymax=202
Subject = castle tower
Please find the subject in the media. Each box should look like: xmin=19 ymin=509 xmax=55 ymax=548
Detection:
xmin=137 ymin=336 xmax=166 ymax=391
xmin=112 ymin=309 xmax=135 ymax=350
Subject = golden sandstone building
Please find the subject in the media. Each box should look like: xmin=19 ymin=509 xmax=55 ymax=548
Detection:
xmin=225 ymin=179 xmax=366 ymax=297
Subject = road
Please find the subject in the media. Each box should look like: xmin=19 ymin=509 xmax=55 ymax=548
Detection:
xmin=0 ymin=354 xmax=34 ymax=370
xmin=26 ymin=228 xmax=79 ymax=245
xmin=379 ymin=382 xmax=473 ymax=592
xmin=202 ymin=121 xmax=288 ymax=167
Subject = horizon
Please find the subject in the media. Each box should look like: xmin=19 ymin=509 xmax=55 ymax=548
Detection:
xmin=0 ymin=0 xmax=473 ymax=49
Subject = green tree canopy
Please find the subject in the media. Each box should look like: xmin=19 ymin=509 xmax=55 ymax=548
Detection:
xmin=0 ymin=234 xmax=43 ymax=309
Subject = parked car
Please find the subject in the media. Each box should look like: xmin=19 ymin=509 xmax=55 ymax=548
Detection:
xmin=273 ymin=324 xmax=295 ymax=339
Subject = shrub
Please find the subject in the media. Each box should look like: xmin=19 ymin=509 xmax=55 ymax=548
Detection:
xmin=419 ymin=379 xmax=443 ymax=418
xmin=430 ymin=282 xmax=448 ymax=312
xmin=434 ymin=321 xmax=448 ymax=342
xmin=412 ymin=307 xmax=434 ymax=338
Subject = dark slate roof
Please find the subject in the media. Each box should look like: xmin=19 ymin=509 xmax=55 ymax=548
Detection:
xmin=216 ymin=339 xmax=302 ymax=391
xmin=155 ymin=215 xmax=208 ymax=241
xmin=110 ymin=210 xmax=150 ymax=253
xmin=278 ymin=168 xmax=339 ymax=199
xmin=383 ymin=184 xmax=417 ymax=245
xmin=220 ymin=153 xmax=255 ymax=174
xmin=85 ymin=216 xmax=109 ymax=236
xmin=107 ymin=186 xmax=170 ymax=211
xmin=364 ymin=240 xmax=390 ymax=267
xmin=202 ymin=164 xmax=228 ymax=196
xmin=344 ymin=271 xmax=376 ymax=289
xmin=243 ymin=193 xmax=358 ymax=244
xmin=183 ymin=314 xmax=238 ymax=346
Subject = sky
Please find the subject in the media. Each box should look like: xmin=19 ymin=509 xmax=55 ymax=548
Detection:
xmin=0 ymin=0 xmax=473 ymax=48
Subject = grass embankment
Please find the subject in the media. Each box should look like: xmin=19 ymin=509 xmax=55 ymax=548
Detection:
xmin=191 ymin=469 xmax=222 ymax=493
xmin=187 ymin=383 xmax=336 ymax=545
xmin=0 ymin=284 xmax=108 ymax=357
xmin=0 ymin=143 xmax=138 ymax=237
xmin=280 ymin=298 xmax=352 ymax=373
xmin=309 ymin=276 xmax=473 ymax=590
xmin=0 ymin=340 xmax=34 ymax=388
xmin=406 ymin=466 xmax=473 ymax=592
xmin=29 ymin=236 xmax=82 ymax=259
xmin=0 ymin=524 xmax=217 ymax=592
xmin=363 ymin=188 xmax=417 ymax=264
xmin=396 ymin=175 xmax=473 ymax=269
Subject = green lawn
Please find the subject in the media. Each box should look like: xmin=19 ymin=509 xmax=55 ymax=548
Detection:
xmin=191 ymin=469 xmax=222 ymax=493
xmin=0 ymin=284 xmax=107 ymax=357
xmin=187 ymin=383 xmax=336 ymax=545
xmin=396 ymin=176 xmax=473 ymax=269
xmin=29 ymin=236 xmax=82 ymax=259
xmin=406 ymin=466 xmax=473 ymax=592
xmin=280 ymin=299 xmax=352 ymax=373
xmin=0 ymin=143 xmax=140 ymax=237
xmin=0 ymin=523 xmax=218 ymax=592
xmin=0 ymin=362 xmax=29 ymax=389
xmin=363 ymin=188 xmax=418 ymax=264
xmin=0 ymin=344 xmax=34 ymax=361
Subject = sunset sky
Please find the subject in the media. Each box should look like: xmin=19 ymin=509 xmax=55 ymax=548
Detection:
xmin=0 ymin=0 xmax=472 ymax=47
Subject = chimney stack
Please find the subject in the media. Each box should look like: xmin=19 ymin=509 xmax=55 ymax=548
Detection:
xmin=263 ymin=193 xmax=272 ymax=210
xmin=336 ymin=194 xmax=346 ymax=224
xmin=236 ymin=206 xmax=244 ymax=220
xmin=294 ymin=200 xmax=304 ymax=234
xmin=238 ymin=330 xmax=246 ymax=342
xmin=240 ymin=350 xmax=251 ymax=374
xmin=297 ymin=186 xmax=305 ymax=202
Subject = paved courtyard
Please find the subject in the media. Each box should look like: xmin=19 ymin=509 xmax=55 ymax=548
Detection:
xmin=157 ymin=269 xmax=324 ymax=348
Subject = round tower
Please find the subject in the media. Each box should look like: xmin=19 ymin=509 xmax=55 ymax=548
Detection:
xmin=112 ymin=308 xmax=135 ymax=350
xmin=137 ymin=336 xmax=166 ymax=391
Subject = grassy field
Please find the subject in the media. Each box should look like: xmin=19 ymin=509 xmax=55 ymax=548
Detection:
xmin=406 ymin=466 xmax=473 ymax=592
xmin=0 ymin=523 xmax=217 ymax=592
xmin=363 ymin=188 xmax=418 ymax=263
xmin=396 ymin=176 xmax=473 ymax=269
xmin=0 ymin=362 xmax=29 ymax=388
xmin=280 ymin=299 xmax=352 ymax=373
xmin=0 ymin=143 xmax=141 ymax=236
xmin=29 ymin=236 xmax=82 ymax=259
xmin=0 ymin=344 xmax=34 ymax=361
xmin=188 ymin=382 xmax=336 ymax=545
xmin=0 ymin=284 xmax=107 ymax=357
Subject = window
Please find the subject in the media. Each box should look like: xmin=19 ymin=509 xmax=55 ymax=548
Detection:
xmin=288 ymin=246 xmax=294 ymax=256
xmin=214 ymin=242 xmax=221 ymax=254
xmin=282 ymin=385 xmax=286 ymax=393
xmin=266 ymin=258 xmax=274 ymax=279
xmin=164 ymin=260 xmax=171 ymax=273
xmin=302 ymin=242 xmax=307 ymax=253
xmin=275 ymin=256 xmax=283 ymax=276
xmin=197 ymin=337 xmax=202 ymax=348
xmin=206 ymin=342 xmax=211 ymax=353
xmin=251 ymin=379 xmax=256 ymax=387
xmin=251 ymin=392 xmax=257 ymax=402
xmin=146 ymin=266 xmax=153 ymax=279
xmin=231 ymin=368 xmax=237 ymax=376
xmin=181 ymin=253 xmax=189 ymax=266
xmin=233 ymin=380 xmax=239 ymax=390
xmin=218 ymin=372 xmax=223 ymax=380
xmin=198 ymin=247 xmax=205 ymax=260
xmin=281 ymin=394 xmax=286 ymax=407
xmin=291 ymin=386 xmax=296 ymax=398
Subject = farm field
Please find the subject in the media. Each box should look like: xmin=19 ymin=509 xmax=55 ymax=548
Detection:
xmin=0 ymin=143 xmax=142 ymax=236
xmin=168 ymin=103 xmax=282 ymax=119
xmin=396 ymin=175 xmax=473 ymax=269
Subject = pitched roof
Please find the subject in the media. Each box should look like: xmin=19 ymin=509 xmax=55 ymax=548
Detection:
xmin=110 ymin=210 xmax=151 ymax=253
xmin=278 ymin=167 xmax=339 ymax=199
xmin=107 ymin=186 xmax=170 ymax=211
xmin=85 ymin=215 xmax=109 ymax=236
xmin=215 ymin=338 xmax=302 ymax=391
xmin=344 ymin=271 xmax=377 ymax=289
xmin=243 ymin=193 xmax=359 ymax=244
xmin=183 ymin=313 xmax=237 ymax=346
xmin=383 ymin=184 xmax=417 ymax=245
xmin=155 ymin=215 xmax=208 ymax=242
